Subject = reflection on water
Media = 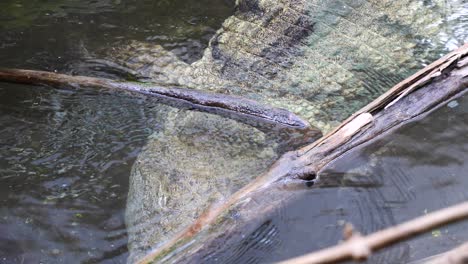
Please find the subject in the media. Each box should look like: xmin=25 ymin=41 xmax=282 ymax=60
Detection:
xmin=203 ymin=94 xmax=468 ymax=263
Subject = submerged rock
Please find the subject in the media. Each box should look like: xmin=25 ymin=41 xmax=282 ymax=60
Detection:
xmin=102 ymin=0 xmax=468 ymax=262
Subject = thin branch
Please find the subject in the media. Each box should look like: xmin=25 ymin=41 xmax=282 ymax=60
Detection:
xmin=278 ymin=201 xmax=468 ymax=264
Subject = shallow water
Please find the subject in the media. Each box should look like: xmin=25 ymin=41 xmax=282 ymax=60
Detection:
xmin=0 ymin=81 xmax=291 ymax=263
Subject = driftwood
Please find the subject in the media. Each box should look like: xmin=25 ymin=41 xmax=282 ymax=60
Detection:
xmin=133 ymin=43 xmax=468 ymax=263
xmin=0 ymin=69 xmax=316 ymax=135
xmin=279 ymin=201 xmax=468 ymax=264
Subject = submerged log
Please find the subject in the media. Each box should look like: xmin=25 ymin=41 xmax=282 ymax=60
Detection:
xmin=0 ymin=68 xmax=317 ymax=136
xmin=135 ymin=43 xmax=468 ymax=263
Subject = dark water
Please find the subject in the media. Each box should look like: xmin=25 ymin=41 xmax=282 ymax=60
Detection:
xmin=211 ymin=94 xmax=468 ymax=263
xmin=0 ymin=1 xmax=234 ymax=263
xmin=0 ymin=0 xmax=234 ymax=70
xmin=0 ymin=83 xmax=161 ymax=263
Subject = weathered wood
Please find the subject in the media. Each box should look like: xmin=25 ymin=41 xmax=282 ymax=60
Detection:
xmin=294 ymin=43 xmax=468 ymax=180
xmin=296 ymin=43 xmax=468 ymax=162
xmin=135 ymin=43 xmax=468 ymax=263
xmin=0 ymin=68 xmax=317 ymax=135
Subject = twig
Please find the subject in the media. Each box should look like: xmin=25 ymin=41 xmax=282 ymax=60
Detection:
xmin=278 ymin=201 xmax=468 ymax=264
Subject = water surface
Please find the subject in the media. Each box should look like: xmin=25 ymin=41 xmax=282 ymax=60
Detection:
xmin=0 ymin=83 xmax=165 ymax=263
xmin=0 ymin=0 xmax=234 ymax=70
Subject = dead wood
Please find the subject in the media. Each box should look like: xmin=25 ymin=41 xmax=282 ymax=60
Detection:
xmin=294 ymin=43 xmax=468 ymax=181
xmin=135 ymin=43 xmax=468 ymax=263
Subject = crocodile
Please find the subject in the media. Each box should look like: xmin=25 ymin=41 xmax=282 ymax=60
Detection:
xmin=98 ymin=0 xmax=468 ymax=262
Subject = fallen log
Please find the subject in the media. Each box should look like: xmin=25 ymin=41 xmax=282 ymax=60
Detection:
xmin=134 ymin=43 xmax=468 ymax=263
xmin=0 ymin=68 xmax=316 ymax=136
